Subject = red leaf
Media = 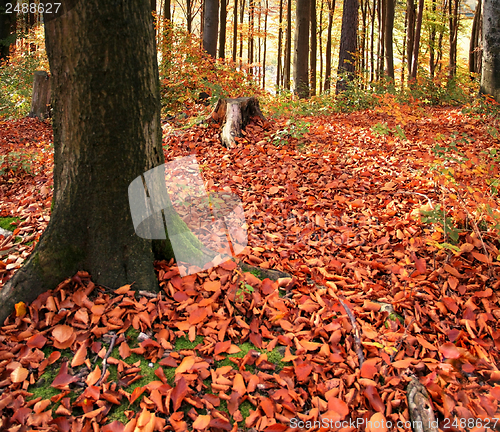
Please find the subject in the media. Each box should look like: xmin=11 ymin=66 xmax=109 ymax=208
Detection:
xmin=52 ymin=361 xmax=78 ymax=389
xmin=439 ymin=343 xmax=461 ymax=359
xmin=364 ymin=386 xmax=385 ymax=412
xmin=188 ymin=307 xmax=207 ymax=325
xmin=214 ymin=340 xmax=231 ymax=355
xmin=171 ymin=376 xmax=189 ymax=411
xmin=294 ymin=361 xmax=312 ymax=382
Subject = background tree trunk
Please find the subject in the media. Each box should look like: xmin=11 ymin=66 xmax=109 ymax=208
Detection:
xmin=203 ymin=0 xmax=219 ymax=56
xmin=276 ymin=0 xmax=284 ymax=90
xmin=232 ymin=0 xmax=238 ymax=61
xmin=28 ymin=71 xmax=51 ymax=120
xmin=469 ymin=0 xmax=482 ymax=76
xmin=0 ymin=1 xmax=17 ymax=62
xmin=336 ymin=0 xmax=359 ymax=93
xmin=310 ymin=0 xmax=317 ymax=96
xmin=323 ymin=0 xmax=334 ymax=91
xmin=219 ymin=0 xmax=227 ymax=58
xmin=384 ymin=0 xmax=395 ymax=79
xmin=448 ymin=0 xmax=459 ymax=78
xmin=481 ymin=0 xmax=500 ymax=102
xmin=294 ymin=0 xmax=310 ymax=97
xmin=164 ymin=0 xmax=172 ymax=20
xmin=410 ymin=0 xmax=424 ymax=80
xmin=0 ymin=0 xmax=194 ymax=323
xmin=284 ymin=0 xmax=292 ymax=89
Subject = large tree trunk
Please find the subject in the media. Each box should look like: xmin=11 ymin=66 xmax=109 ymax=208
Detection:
xmin=0 ymin=1 xmax=17 ymax=62
xmin=410 ymin=0 xmax=424 ymax=80
xmin=294 ymin=0 xmax=310 ymax=98
xmin=203 ymin=0 xmax=219 ymax=56
xmin=0 ymin=0 xmax=203 ymax=323
xmin=481 ymin=0 xmax=500 ymax=102
xmin=336 ymin=0 xmax=359 ymax=93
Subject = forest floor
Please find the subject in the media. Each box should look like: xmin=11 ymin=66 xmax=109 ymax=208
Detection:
xmin=0 ymin=102 xmax=499 ymax=432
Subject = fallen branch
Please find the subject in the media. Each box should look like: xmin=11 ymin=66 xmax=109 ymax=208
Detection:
xmin=96 ymin=332 xmax=118 ymax=386
xmin=338 ymin=297 xmax=365 ymax=367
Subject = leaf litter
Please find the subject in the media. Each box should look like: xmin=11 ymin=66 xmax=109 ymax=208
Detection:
xmin=0 ymin=106 xmax=499 ymax=431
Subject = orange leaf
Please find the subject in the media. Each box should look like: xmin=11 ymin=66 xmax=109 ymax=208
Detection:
xmin=130 ymin=386 xmax=145 ymax=405
xmin=327 ymin=397 xmax=349 ymax=419
xmin=193 ymin=414 xmax=211 ymax=430
xmin=269 ymin=186 xmax=279 ymax=194
xmin=85 ymin=365 xmax=101 ymax=386
xmin=360 ymin=358 xmax=379 ymax=379
xmin=11 ymin=366 xmax=29 ymax=383
xmin=366 ymin=412 xmax=389 ymax=432
xmin=294 ymin=361 xmax=312 ymax=382
xmin=52 ymin=361 xmax=78 ymax=389
xmin=115 ymin=284 xmax=133 ymax=294
xmin=204 ymin=280 xmax=221 ymax=292
xmin=233 ymin=374 xmax=246 ymax=395
xmin=119 ymin=341 xmax=130 ymax=359
xmin=214 ymin=340 xmax=231 ymax=355
xmin=27 ymin=333 xmax=47 ymax=349
xmin=391 ymin=358 xmax=415 ymax=368
xmin=364 ymin=386 xmax=385 ymax=412
xmin=15 ymin=302 xmax=26 ymax=317
xmin=71 ymin=342 xmax=88 ymax=368
xmin=188 ymin=307 xmax=207 ymax=325
xmin=176 ymin=356 xmax=196 ymax=374
xmin=52 ymin=324 xmax=74 ymax=344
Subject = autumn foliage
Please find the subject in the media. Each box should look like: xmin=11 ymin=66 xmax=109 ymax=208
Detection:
xmin=1 ymin=101 xmax=500 ymax=431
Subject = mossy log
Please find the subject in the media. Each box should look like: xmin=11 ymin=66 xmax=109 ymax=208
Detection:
xmin=208 ymin=97 xmax=266 ymax=148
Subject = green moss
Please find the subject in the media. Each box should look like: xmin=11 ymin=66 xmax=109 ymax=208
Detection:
xmin=0 ymin=217 xmax=19 ymax=231
xmin=174 ymin=335 xmax=204 ymax=350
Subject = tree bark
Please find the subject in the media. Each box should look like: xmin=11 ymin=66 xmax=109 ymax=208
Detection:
xmin=164 ymin=0 xmax=172 ymax=20
xmin=469 ymin=0 xmax=482 ymax=76
xmin=232 ymin=0 xmax=238 ymax=61
xmin=336 ymin=0 xmax=359 ymax=93
xmin=0 ymin=0 xmax=204 ymax=323
xmin=481 ymin=0 xmax=500 ymax=102
xmin=276 ymin=0 xmax=284 ymax=90
xmin=28 ymin=71 xmax=51 ymax=120
xmin=324 ymin=0 xmax=335 ymax=91
xmin=384 ymin=0 xmax=395 ymax=79
xmin=406 ymin=0 xmax=416 ymax=78
xmin=284 ymin=0 xmax=292 ymax=90
xmin=0 ymin=0 xmax=17 ymax=62
xmin=448 ymin=0 xmax=459 ymax=78
xmin=208 ymin=97 xmax=266 ymax=148
xmin=310 ymin=0 xmax=317 ymax=95
xmin=219 ymin=0 xmax=227 ymax=58
xmin=410 ymin=0 xmax=424 ymax=80
xmin=294 ymin=0 xmax=310 ymax=98
xmin=203 ymin=0 xmax=219 ymax=56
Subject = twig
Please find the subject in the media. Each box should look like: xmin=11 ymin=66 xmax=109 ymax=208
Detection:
xmin=96 ymin=332 xmax=118 ymax=386
xmin=338 ymin=297 xmax=365 ymax=367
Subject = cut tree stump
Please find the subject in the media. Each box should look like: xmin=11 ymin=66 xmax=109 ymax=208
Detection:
xmin=29 ymin=71 xmax=51 ymax=120
xmin=207 ymin=97 xmax=266 ymax=148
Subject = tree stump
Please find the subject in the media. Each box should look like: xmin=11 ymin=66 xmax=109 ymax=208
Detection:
xmin=208 ymin=97 xmax=266 ymax=148
xmin=28 ymin=71 xmax=51 ymax=120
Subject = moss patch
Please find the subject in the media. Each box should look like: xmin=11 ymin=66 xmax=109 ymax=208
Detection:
xmin=0 ymin=217 xmax=19 ymax=231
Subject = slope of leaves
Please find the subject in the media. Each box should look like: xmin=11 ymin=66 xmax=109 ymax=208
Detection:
xmin=0 ymin=104 xmax=499 ymax=432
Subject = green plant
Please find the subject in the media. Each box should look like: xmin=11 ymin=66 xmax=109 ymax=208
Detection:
xmin=420 ymin=204 xmax=461 ymax=251
xmin=235 ymin=281 xmax=254 ymax=302
xmin=0 ymin=151 xmax=36 ymax=176
xmin=272 ymin=118 xmax=311 ymax=146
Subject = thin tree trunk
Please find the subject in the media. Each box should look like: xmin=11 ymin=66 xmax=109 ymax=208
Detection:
xmin=410 ymin=0 xmax=424 ymax=80
xmin=448 ymin=0 xmax=459 ymax=78
xmin=294 ymin=0 xmax=310 ymax=97
xmin=377 ymin=0 xmax=385 ymax=80
xmin=323 ymin=0 xmax=334 ymax=91
xmin=310 ymin=0 xmax=317 ymax=95
xmin=384 ymin=0 xmax=395 ymax=79
xmin=284 ymin=0 xmax=292 ymax=90
xmin=429 ymin=0 xmax=437 ymax=79
xmin=219 ymin=0 xmax=227 ymax=58
xmin=232 ymin=0 xmax=238 ymax=61
xmin=319 ymin=0 xmax=324 ymax=93
xmin=406 ymin=0 xmax=416 ymax=78
xmin=239 ymin=0 xmax=245 ymax=68
xmin=401 ymin=9 xmax=407 ymax=86
xmin=248 ymin=0 xmax=254 ymax=74
xmin=164 ymin=0 xmax=172 ymax=20
xmin=187 ymin=0 xmax=193 ymax=32
xmin=276 ymin=0 xmax=284 ymax=90
xmin=370 ymin=0 xmax=376 ymax=81
xmin=263 ymin=0 xmax=268 ymax=88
